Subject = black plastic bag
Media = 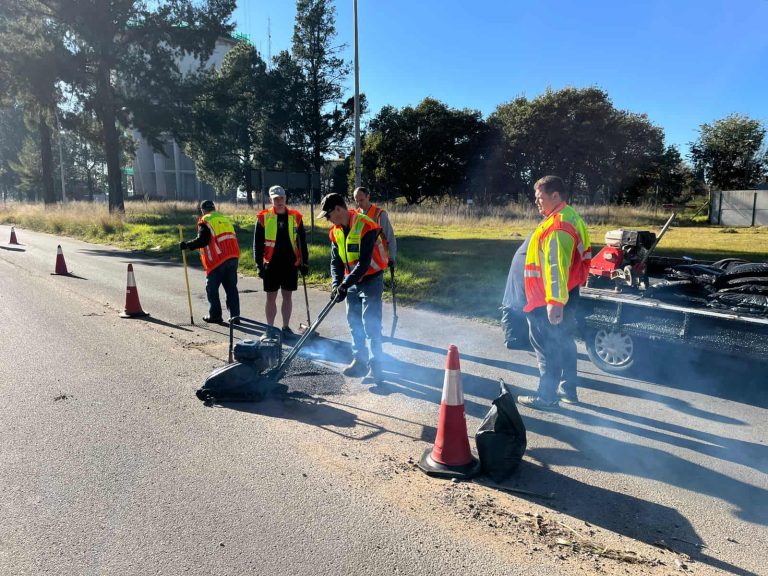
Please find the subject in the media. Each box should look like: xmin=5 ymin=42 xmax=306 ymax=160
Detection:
xmin=476 ymin=379 xmax=527 ymax=483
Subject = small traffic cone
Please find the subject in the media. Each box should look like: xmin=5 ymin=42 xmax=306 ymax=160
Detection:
xmin=9 ymin=227 xmax=20 ymax=245
xmin=53 ymin=245 xmax=70 ymax=275
xmin=418 ymin=345 xmax=480 ymax=479
xmin=119 ymin=263 xmax=149 ymax=318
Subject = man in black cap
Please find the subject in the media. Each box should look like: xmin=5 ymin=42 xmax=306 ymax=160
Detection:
xmin=179 ymin=200 xmax=241 ymax=323
xmin=317 ymin=193 xmax=389 ymax=383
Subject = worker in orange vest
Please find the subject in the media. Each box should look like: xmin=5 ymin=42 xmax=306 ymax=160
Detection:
xmin=354 ymin=186 xmax=397 ymax=270
xmin=318 ymin=193 xmax=389 ymax=384
xmin=518 ymin=175 xmax=591 ymax=410
xmin=179 ymin=199 xmax=241 ymax=324
xmin=253 ymin=186 xmax=309 ymax=339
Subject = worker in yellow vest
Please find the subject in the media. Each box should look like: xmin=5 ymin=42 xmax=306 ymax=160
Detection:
xmin=179 ymin=199 xmax=241 ymax=324
xmin=518 ymin=175 xmax=591 ymax=410
xmin=253 ymin=186 xmax=309 ymax=339
xmin=354 ymin=186 xmax=397 ymax=269
xmin=317 ymin=193 xmax=389 ymax=384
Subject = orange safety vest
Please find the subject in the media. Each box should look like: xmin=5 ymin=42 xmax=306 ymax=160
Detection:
xmin=197 ymin=211 xmax=240 ymax=275
xmin=330 ymin=210 xmax=388 ymax=279
xmin=523 ymin=203 xmax=591 ymax=312
xmin=361 ymin=203 xmax=390 ymax=253
xmin=257 ymin=207 xmax=303 ymax=266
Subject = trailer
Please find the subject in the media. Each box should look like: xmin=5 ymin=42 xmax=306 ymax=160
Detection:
xmin=577 ymin=285 xmax=768 ymax=375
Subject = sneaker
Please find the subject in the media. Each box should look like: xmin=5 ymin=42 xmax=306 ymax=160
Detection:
xmin=557 ymin=386 xmax=579 ymax=404
xmin=281 ymin=326 xmax=297 ymax=340
xmin=202 ymin=315 xmax=224 ymax=323
xmin=517 ymin=395 xmax=559 ymax=411
xmin=342 ymin=358 xmax=369 ymax=378
xmin=364 ymin=362 xmax=384 ymax=384
xmin=228 ymin=317 xmax=241 ymax=326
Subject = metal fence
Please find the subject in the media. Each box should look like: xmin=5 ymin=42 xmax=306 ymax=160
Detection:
xmin=710 ymin=190 xmax=768 ymax=226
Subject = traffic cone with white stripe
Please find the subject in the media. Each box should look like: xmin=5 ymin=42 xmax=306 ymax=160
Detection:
xmin=9 ymin=227 xmax=20 ymax=245
xmin=418 ymin=345 xmax=480 ymax=479
xmin=52 ymin=245 xmax=70 ymax=275
xmin=119 ymin=264 xmax=149 ymax=318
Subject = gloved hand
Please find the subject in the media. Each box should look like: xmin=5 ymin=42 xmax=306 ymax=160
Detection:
xmin=388 ymin=259 xmax=395 ymax=270
xmin=299 ymin=264 xmax=309 ymax=276
xmin=178 ymin=240 xmax=188 ymax=251
xmin=332 ymin=284 xmax=347 ymax=303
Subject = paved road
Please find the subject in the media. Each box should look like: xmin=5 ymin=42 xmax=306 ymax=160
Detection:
xmin=1 ymin=225 xmax=765 ymax=576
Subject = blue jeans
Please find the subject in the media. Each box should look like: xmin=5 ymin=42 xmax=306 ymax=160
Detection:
xmin=526 ymin=290 xmax=579 ymax=402
xmin=206 ymin=258 xmax=240 ymax=319
xmin=345 ymin=272 xmax=384 ymax=364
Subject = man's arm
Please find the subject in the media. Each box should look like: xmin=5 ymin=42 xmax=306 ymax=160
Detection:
xmin=184 ymin=223 xmax=211 ymax=251
xmin=543 ymin=229 xmax=576 ymax=324
xmin=379 ymin=210 xmax=397 ymax=263
xmin=329 ymin=243 xmax=345 ymax=288
xmin=253 ymin=221 xmax=265 ymax=271
xmin=297 ymin=221 xmax=309 ymax=267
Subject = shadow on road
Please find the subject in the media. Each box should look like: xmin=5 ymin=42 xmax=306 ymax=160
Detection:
xmin=491 ymin=461 xmax=757 ymax=576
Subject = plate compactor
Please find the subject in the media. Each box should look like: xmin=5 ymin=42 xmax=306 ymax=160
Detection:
xmin=196 ymin=295 xmax=338 ymax=404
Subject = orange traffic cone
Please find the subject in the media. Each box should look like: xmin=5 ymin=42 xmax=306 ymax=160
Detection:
xmin=119 ymin=263 xmax=149 ymax=318
xmin=9 ymin=227 xmax=20 ymax=245
xmin=418 ymin=345 xmax=480 ymax=479
xmin=53 ymin=245 xmax=70 ymax=275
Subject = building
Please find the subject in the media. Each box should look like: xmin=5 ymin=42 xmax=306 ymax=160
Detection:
xmin=130 ymin=36 xmax=239 ymax=201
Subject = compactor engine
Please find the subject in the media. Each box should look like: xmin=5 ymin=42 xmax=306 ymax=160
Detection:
xmin=589 ymin=229 xmax=656 ymax=289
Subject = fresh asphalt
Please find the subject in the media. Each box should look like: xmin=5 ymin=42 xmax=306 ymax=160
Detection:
xmin=0 ymin=225 xmax=765 ymax=576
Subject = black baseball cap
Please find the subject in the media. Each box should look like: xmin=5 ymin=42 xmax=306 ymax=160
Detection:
xmin=316 ymin=193 xmax=347 ymax=219
xmin=199 ymin=199 xmax=215 ymax=211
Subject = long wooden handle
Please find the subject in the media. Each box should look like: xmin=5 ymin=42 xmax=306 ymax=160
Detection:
xmin=179 ymin=225 xmax=194 ymax=325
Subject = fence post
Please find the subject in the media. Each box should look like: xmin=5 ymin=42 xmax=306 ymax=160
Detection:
xmin=717 ymin=191 xmax=723 ymax=225
xmin=752 ymin=192 xmax=758 ymax=227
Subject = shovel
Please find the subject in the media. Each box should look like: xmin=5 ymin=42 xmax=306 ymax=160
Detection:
xmin=298 ymin=269 xmax=315 ymax=336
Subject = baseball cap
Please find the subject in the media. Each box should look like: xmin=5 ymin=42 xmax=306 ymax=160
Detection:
xmin=316 ymin=193 xmax=347 ymax=219
xmin=269 ymin=185 xmax=286 ymax=199
xmin=199 ymin=199 xmax=215 ymax=211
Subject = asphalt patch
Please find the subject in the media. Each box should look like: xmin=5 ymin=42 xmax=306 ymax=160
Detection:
xmin=278 ymin=356 xmax=346 ymax=397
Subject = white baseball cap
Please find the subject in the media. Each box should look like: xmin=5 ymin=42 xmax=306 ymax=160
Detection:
xmin=269 ymin=185 xmax=286 ymax=199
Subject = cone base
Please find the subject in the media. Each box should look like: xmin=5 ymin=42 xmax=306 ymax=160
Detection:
xmin=119 ymin=311 xmax=150 ymax=318
xmin=51 ymin=271 xmax=71 ymax=276
xmin=417 ymin=447 xmax=480 ymax=480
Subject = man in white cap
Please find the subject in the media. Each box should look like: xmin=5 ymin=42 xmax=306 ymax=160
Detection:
xmin=253 ymin=185 xmax=309 ymax=339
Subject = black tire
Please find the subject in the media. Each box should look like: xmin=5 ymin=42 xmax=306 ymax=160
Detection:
xmin=584 ymin=327 xmax=641 ymax=375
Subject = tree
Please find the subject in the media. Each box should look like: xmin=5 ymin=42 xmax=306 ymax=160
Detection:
xmin=689 ymin=114 xmax=767 ymax=190
xmin=5 ymin=0 xmax=236 ymax=212
xmin=0 ymin=106 xmax=29 ymax=201
xmin=284 ymin=0 xmax=354 ymax=172
xmin=360 ymin=98 xmax=489 ymax=205
xmin=181 ymin=41 xmax=285 ymax=206
xmin=490 ymin=87 xmax=671 ymax=204
xmin=0 ymin=2 xmax=69 ymax=205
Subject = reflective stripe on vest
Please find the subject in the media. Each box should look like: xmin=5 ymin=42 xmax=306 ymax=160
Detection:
xmin=258 ymin=208 xmax=302 ymax=266
xmin=332 ymin=210 xmax=388 ymax=278
xmin=523 ymin=205 xmax=591 ymax=312
xmin=198 ymin=212 xmax=240 ymax=274
xmin=362 ymin=204 xmax=390 ymax=261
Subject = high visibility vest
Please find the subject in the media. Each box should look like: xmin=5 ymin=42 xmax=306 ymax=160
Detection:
xmin=523 ymin=203 xmax=591 ymax=312
xmin=330 ymin=210 xmax=388 ymax=279
xmin=359 ymin=203 xmax=390 ymax=261
xmin=257 ymin=207 xmax=303 ymax=266
xmin=197 ymin=211 xmax=240 ymax=274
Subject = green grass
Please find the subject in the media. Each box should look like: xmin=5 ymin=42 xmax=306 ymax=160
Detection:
xmin=2 ymin=200 xmax=766 ymax=320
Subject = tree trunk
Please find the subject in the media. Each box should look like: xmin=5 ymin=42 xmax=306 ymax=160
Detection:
xmin=96 ymin=66 xmax=124 ymax=213
xmin=38 ymin=111 xmax=56 ymax=206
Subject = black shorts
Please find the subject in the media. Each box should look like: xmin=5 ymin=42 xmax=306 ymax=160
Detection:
xmin=263 ymin=264 xmax=298 ymax=292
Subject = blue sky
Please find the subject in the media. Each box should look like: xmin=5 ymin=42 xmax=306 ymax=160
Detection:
xmin=232 ymin=0 xmax=768 ymax=155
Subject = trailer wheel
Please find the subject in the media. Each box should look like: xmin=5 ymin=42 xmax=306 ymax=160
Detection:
xmin=585 ymin=328 xmax=638 ymax=374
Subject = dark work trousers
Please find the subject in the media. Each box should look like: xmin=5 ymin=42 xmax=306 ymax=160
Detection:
xmin=205 ymin=258 xmax=240 ymax=319
xmin=346 ymin=272 xmax=384 ymax=365
xmin=526 ymin=290 xmax=580 ymax=402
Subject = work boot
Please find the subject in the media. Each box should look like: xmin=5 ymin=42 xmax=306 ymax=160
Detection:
xmin=203 ymin=315 xmax=223 ymax=323
xmin=557 ymin=385 xmax=579 ymax=404
xmin=281 ymin=326 xmax=297 ymax=341
xmin=364 ymin=361 xmax=384 ymax=384
xmin=343 ymin=357 xmax=368 ymax=378
xmin=517 ymin=395 xmax=559 ymax=411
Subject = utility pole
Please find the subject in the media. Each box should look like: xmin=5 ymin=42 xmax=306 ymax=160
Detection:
xmin=353 ymin=0 xmax=361 ymax=187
